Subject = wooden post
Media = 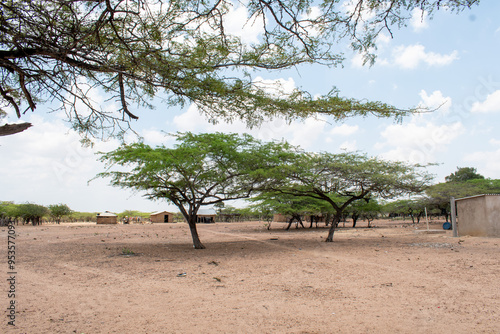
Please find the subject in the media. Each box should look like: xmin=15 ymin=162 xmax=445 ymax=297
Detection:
xmin=450 ymin=197 xmax=458 ymax=237
xmin=425 ymin=207 xmax=429 ymax=231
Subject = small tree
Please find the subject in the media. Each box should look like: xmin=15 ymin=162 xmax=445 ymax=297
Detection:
xmin=98 ymin=132 xmax=296 ymax=248
xmin=48 ymin=204 xmax=72 ymax=224
xmin=0 ymin=201 xmax=18 ymax=225
xmin=348 ymin=198 xmax=382 ymax=228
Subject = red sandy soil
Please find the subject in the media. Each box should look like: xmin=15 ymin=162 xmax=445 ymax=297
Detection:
xmin=1 ymin=219 xmax=499 ymax=333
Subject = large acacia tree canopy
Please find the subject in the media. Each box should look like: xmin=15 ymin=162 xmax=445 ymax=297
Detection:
xmin=0 ymin=0 xmax=478 ymax=138
xmin=97 ymin=132 xmax=298 ymax=248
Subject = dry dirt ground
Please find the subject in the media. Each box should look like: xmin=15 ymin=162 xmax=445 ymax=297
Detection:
xmin=1 ymin=219 xmax=499 ymax=333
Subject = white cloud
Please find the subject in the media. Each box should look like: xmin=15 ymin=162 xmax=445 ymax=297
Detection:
xmin=339 ymin=140 xmax=357 ymax=151
xmin=224 ymin=4 xmax=264 ymax=44
xmin=299 ymin=6 xmax=323 ymax=37
xmin=330 ymin=124 xmax=359 ymax=136
xmin=490 ymin=138 xmax=500 ymax=146
xmin=376 ymin=120 xmax=465 ymax=164
xmin=0 ymin=114 xmax=169 ymax=213
xmin=351 ymin=53 xmax=366 ymax=68
xmin=351 ymin=33 xmax=391 ymax=68
xmin=464 ymin=149 xmax=500 ymax=179
xmin=171 ymin=75 xmax=330 ymax=149
xmin=173 ymin=103 xmax=328 ymax=150
xmin=253 ymin=76 xmax=297 ymax=97
xmin=141 ymin=129 xmax=172 ymax=145
xmin=419 ymin=90 xmax=452 ymax=114
xmin=471 ymin=90 xmax=500 ymax=113
xmin=392 ymin=44 xmax=458 ymax=69
xmin=410 ymin=8 xmax=429 ymax=32
xmin=342 ymin=0 xmax=376 ymax=21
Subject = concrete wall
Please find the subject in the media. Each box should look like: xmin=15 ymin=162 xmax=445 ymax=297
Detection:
xmin=457 ymin=195 xmax=500 ymax=237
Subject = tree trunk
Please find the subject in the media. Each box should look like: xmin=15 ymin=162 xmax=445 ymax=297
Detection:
xmin=352 ymin=213 xmax=359 ymax=228
xmin=326 ymin=214 xmax=340 ymax=242
xmin=187 ymin=216 xmax=205 ymax=249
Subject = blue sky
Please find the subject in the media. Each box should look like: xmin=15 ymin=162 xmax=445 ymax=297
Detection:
xmin=1 ymin=1 xmax=499 ymax=213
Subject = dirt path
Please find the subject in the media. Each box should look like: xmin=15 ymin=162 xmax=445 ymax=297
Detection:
xmin=1 ymin=220 xmax=499 ymax=333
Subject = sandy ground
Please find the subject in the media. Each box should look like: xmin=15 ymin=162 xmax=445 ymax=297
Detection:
xmin=1 ymin=219 xmax=499 ymax=333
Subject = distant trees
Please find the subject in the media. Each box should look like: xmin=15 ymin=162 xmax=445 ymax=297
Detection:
xmin=348 ymin=198 xmax=382 ymax=228
xmin=48 ymin=204 xmax=72 ymax=224
xmin=15 ymin=203 xmax=48 ymax=225
xmin=0 ymin=201 xmax=19 ymax=225
xmin=249 ymin=192 xmax=330 ymax=230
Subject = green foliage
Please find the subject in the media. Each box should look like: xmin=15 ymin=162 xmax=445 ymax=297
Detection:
xmin=69 ymin=212 xmax=97 ymax=222
xmin=98 ymin=132 xmax=297 ymax=248
xmin=445 ymin=167 xmax=485 ymax=183
xmin=1 ymin=0 xmax=478 ymax=138
xmin=121 ymin=248 xmax=135 ymax=256
xmin=48 ymin=204 xmax=73 ymax=223
xmin=249 ymin=192 xmax=332 ymax=219
xmin=262 ymin=151 xmax=433 ymax=240
xmin=427 ymin=178 xmax=500 ymax=208
xmin=16 ymin=203 xmax=49 ymax=225
xmin=117 ymin=210 xmax=150 ymax=220
xmin=0 ymin=201 xmax=20 ymax=219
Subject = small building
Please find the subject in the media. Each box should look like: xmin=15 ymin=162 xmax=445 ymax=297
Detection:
xmin=96 ymin=211 xmax=118 ymax=224
xmin=150 ymin=211 xmax=174 ymax=223
xmin=456 ymin=194 xmax=500 ymax=237
xmin=197 ymin=208 xmax=216 ymax=224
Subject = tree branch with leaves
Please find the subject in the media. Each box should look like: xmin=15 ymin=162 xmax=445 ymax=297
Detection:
xmin=0 ymin=0 xmax=478 ymax=138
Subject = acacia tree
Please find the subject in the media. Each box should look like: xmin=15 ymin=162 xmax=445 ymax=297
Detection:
xmin=97 ymin=132 xmax=296 ymax=248
xmin=266 ymin=152 xmax=433 ymax=242
xmin=48 ymin=203 xmax=72 ymax=224
xmin=0 ymin=0 xmax=478 ymax=137
xmin=445 ymin=167 xmax=485 ymax=182
xmin=16 ymin=203 xmax=49 ymax=225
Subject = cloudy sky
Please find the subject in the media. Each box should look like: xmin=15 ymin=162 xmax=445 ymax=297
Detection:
xmin=2 ymin=1 xmax=500 ymax=213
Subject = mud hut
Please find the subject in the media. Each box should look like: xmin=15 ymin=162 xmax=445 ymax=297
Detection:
xmin=96 ymin=212 xmax=118 ymax=224
xmin=150 ymin=211 xmax=174 ymax=223
xmin=456 ymin=194 xmax=500 ymax=237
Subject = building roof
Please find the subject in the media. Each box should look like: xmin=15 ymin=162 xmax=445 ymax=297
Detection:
xmin=97 ymin=211 xmax=117 ymax=217
xmin=150 ymin=210 xmax=174 ymax=216
xmin=197 ymin=208 xmax=217 ymax=216
xmin=455 ymin=194 xmax=500 ymax=201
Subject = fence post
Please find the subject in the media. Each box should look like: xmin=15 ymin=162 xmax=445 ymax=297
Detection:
xmin=450 ymin=196 xmax=458 ymax=237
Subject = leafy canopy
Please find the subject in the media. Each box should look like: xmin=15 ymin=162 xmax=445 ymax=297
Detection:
xmin=262 ymin=151 xmax=433 ymax=240
xmin=0 ymin=0 xmax=478 ymax=138
xmin=97 ymin=131 xmax=298 ymax=248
